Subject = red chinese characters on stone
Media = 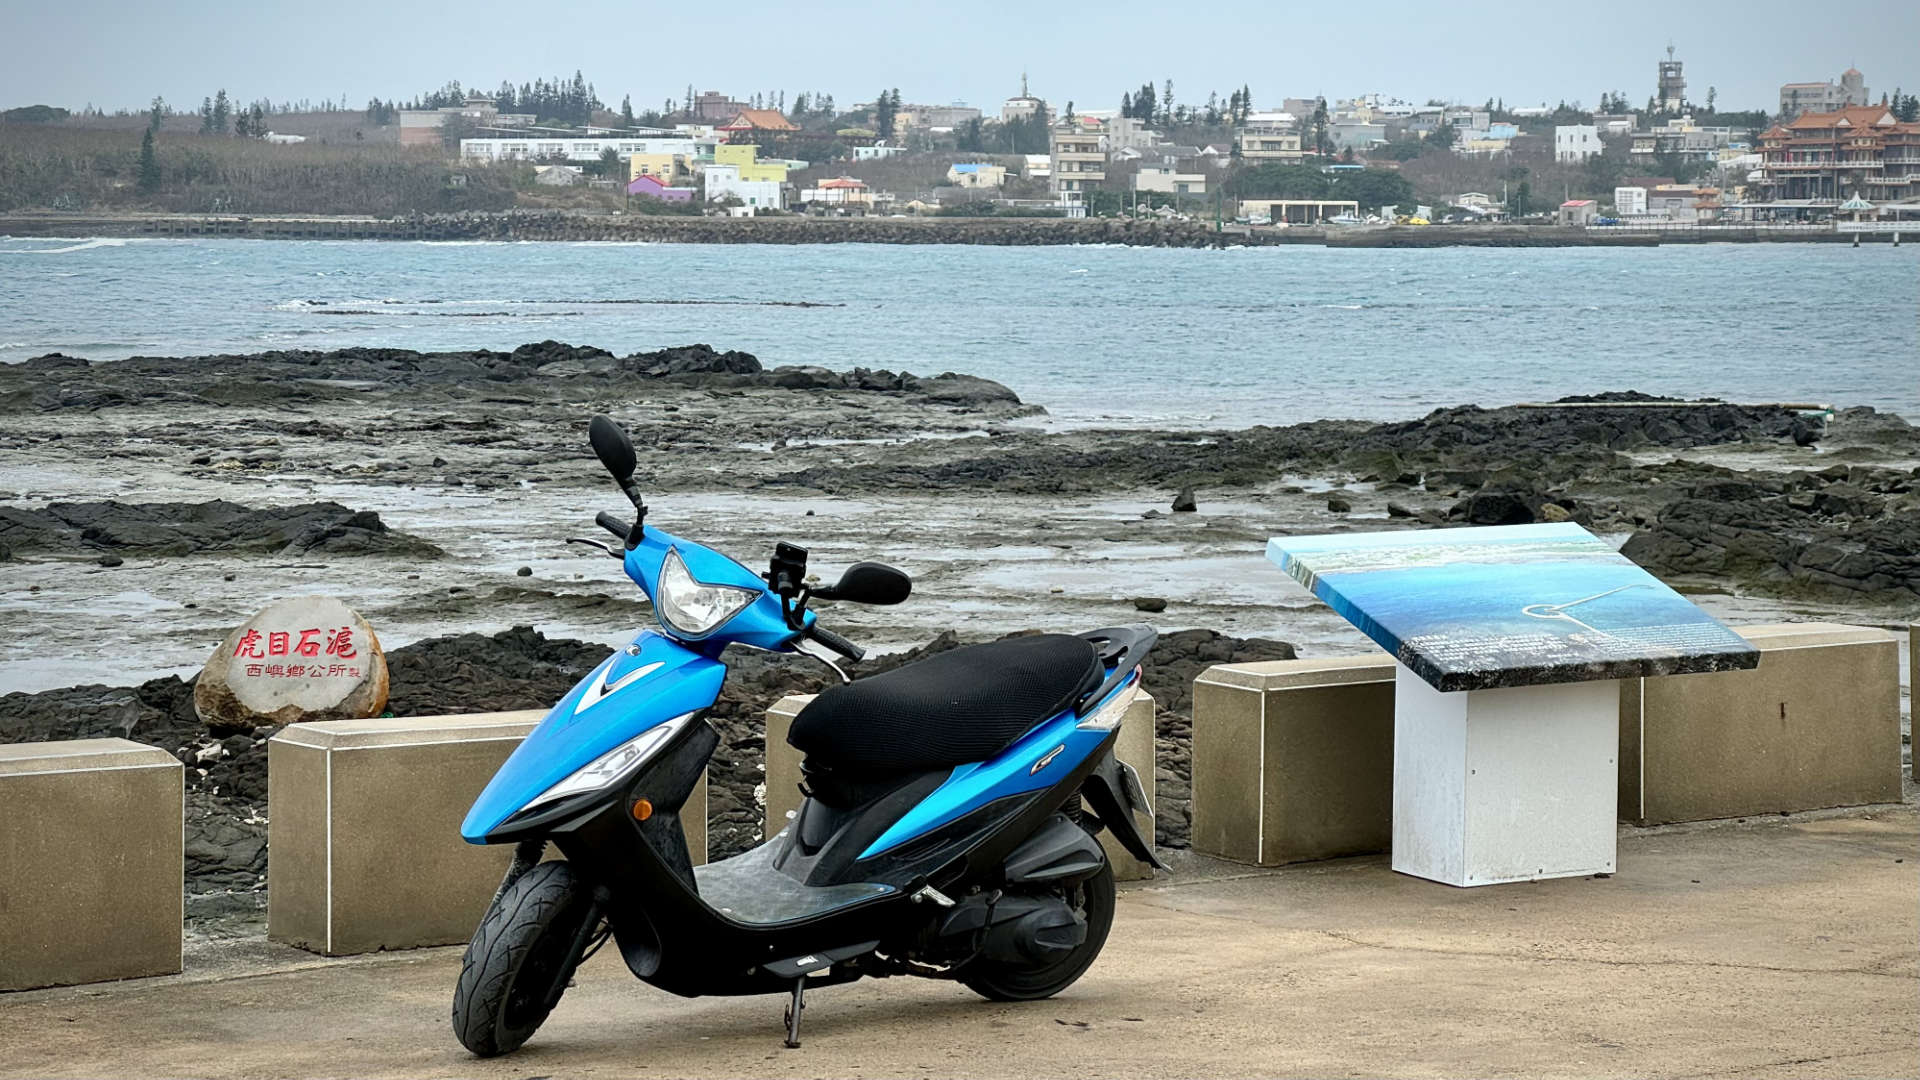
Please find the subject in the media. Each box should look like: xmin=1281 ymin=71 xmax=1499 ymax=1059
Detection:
xmin=325 ymin=626 xmax=357 ymax=658
xmin=231 ymin=626 xmax=361 ymax=677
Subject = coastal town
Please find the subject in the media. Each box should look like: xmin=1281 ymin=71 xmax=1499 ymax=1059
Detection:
xmin=4 ymin=50 xmax=1917 ymax=237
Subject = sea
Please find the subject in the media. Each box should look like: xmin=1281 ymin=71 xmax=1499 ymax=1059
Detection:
xmin=2 ymin=235 xmax=1916 ymax=427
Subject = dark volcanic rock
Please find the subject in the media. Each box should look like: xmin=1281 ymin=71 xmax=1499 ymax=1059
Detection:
xmin=384 ymin=625 xmax=613 ymax=716
xmin=621 ymin=343 xmax=762 ymax=377
xmin=0 ymin=500 xmax=442 ymax=559
xmin=0 ymin=341 xmax=1026 ymax=417
xmin=1622 ymin=479 xmax=1919 ymax=600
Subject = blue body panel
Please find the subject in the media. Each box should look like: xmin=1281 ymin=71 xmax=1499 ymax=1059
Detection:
xmin=859 ymin=676 xmax=1137 ymax=859
xmin=624 ymin=527 xmax=812 ymax=652
xmin=463 ymin=528 xmax=809 ymax=843
xmin=461 ymin=629 xmax=726 ymax=842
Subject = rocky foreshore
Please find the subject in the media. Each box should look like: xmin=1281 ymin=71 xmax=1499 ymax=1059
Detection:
xmin=5 ymin=342 xmax=1916 ymax=603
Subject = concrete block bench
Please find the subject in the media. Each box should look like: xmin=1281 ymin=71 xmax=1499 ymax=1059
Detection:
xmin=1620 ymin=623 xmax=1904 ymax=825
xmin=268 ymin=712 xmax=707 ymax=956
xmin=1190 ymin=657 xmax=1395 ymax=867
xmin=765 ymin=690 xmax=1160 ymax=881
xmin=0 ymin=739 xmax=182 ymax=991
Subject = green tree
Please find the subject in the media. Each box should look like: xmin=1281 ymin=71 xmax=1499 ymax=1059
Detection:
xmin=147 ymin=96 xmax=166 ymax=136
xmin=1310 ymin=98 xmax=1332 ymax=156
xmin=1511 ymin=180 xmax=1532 ymax=218
xmin=875 ymin=88 xmax=898 ymax=140
xmin=957 ymin=116 xmax=985 ymax=152
xmin=1428 ymin=122 xmax=1458 ymax=149
xmin=198 ymin=96 xmax=214 ymax=134
xmin=137 ymin=128 xmax=161 ymax=193
xmin=621 ymin=95 xmax=634 ymax=127
xmin=1233 ymin=162 xmax=1329 ymax=198
xmin=212 ymin=89 xmax=230 ymax=135
xmin=1330 ymin=168 xmax=1414 ymax=210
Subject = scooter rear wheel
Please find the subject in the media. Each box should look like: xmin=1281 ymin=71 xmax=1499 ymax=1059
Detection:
xmin=452 ymin=860 xmax=597 ymax=1057
xmin=958 ymin=860 xmax=1116 ymax=1002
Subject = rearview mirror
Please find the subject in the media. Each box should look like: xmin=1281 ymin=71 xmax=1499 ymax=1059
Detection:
xmin=588 ymin=414 xmax=637 ymax=484
xmin=816 ymin=562 xmax=912 ymax=606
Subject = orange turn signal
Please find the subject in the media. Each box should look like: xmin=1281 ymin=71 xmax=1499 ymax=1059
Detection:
xmin=631 ymin=798 xmax=653 ymax=822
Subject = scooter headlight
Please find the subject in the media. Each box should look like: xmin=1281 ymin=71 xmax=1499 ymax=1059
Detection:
xmin=523 ymin=714 xmax=694 ymax=812
xmin=656 ymin=547 xmax=757 ymax=637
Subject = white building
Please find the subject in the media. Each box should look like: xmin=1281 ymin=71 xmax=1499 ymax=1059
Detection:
xmin=704 ymin=164 xmax=783 ymax=210
xmin=1105 ymin=116 xmax=1163 ymax=150
xmin=533 ymin=165 xmax=583 ymax=187
xmin=853 ymin=144 xmax=905 ymax=161
xmin=1555 ymin=124 xmax=1602 ymax=162
xmin=1615 ymin=186 xmax=1648 ymax=216
xmin=1132 ymin=164 xmax=1207 ymax=195
xmin=460 ymin=137 xmax=700 ymax=164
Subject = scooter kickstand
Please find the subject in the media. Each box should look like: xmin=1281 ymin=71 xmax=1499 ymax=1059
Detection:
xmin=782 ymin=976 xmax=806 ymax=1049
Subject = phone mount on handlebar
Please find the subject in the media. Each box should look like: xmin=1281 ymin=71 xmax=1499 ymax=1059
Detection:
xmin=765 ymin=542 xmax=810 ymax=629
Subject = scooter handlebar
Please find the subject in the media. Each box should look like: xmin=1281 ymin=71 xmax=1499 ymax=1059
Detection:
xmin=595 ymin=511 xmax=629 ymax=539
xmin=807 ymin=624 xmax=866 ymax=662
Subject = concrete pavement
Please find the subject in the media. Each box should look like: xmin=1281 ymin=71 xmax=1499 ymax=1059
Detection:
xmin=3 ymin=807 xmax=1915 ymax=1079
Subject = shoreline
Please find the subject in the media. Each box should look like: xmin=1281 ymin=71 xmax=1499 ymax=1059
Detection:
xmin=4 ymin=211 xmax=1901 ymax=246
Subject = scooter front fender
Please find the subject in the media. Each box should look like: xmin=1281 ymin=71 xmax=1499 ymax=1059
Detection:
xmin=461 ymin=630 xmax=725 ymax=843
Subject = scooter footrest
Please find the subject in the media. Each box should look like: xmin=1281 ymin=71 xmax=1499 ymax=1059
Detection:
xmin=762 ymin=940 xmax=879 ymax=980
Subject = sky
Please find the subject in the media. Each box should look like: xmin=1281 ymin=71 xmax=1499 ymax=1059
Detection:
xmin=6 ymin=0 xmax=1917 ymax=117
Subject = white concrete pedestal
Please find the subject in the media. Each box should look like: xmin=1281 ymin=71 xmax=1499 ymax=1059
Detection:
xmin=1392 ymin=664 xmax=1619 ymax=887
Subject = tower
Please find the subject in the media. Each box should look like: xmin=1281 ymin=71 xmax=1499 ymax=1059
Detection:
xmin=1840 ymin=67 xmax=1866 ymax=106
xmin=1657 ymin=46 xmax=1686 ymax=112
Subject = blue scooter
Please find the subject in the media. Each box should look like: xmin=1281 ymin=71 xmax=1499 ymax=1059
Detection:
xmin=452 ymin=415 xmax=1161 ymax=1056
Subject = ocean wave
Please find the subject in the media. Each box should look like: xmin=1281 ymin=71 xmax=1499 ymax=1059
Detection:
xmin=0 ymin=237 xmax=140 ymax=255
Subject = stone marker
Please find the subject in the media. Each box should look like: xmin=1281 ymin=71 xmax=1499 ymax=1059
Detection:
xmin=195 ymin=595 xmax=388 ymax=735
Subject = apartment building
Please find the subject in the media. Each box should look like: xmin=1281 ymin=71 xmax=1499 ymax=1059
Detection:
xmin=1050 ymin=125 xmax=1108 ymax=197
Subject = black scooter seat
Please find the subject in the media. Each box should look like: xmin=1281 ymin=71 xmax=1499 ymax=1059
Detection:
xmin=787 ymin=635 xmax=1103 ymax=775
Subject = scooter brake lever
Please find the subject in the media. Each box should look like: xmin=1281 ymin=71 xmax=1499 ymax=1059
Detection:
xmin=566 ymin=537 xmax=622 ymax=558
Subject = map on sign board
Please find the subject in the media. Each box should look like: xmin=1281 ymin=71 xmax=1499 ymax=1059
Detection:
xmin=1267 ymin=523 xmax=1760 ymax=693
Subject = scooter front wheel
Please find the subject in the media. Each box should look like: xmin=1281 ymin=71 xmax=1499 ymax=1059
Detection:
xmin=452 ymin=859 xmax=598 ymax=1057
xmin=958 ymin=860 xmax=1116 ymax=1002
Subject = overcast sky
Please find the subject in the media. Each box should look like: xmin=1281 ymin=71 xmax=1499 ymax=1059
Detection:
xmin=7 ymin=0 xmax=1916 ymax=116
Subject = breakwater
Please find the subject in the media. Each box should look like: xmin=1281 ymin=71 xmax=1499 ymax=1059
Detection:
xmin=6 ymin=211 xmax=1885 ymax=246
